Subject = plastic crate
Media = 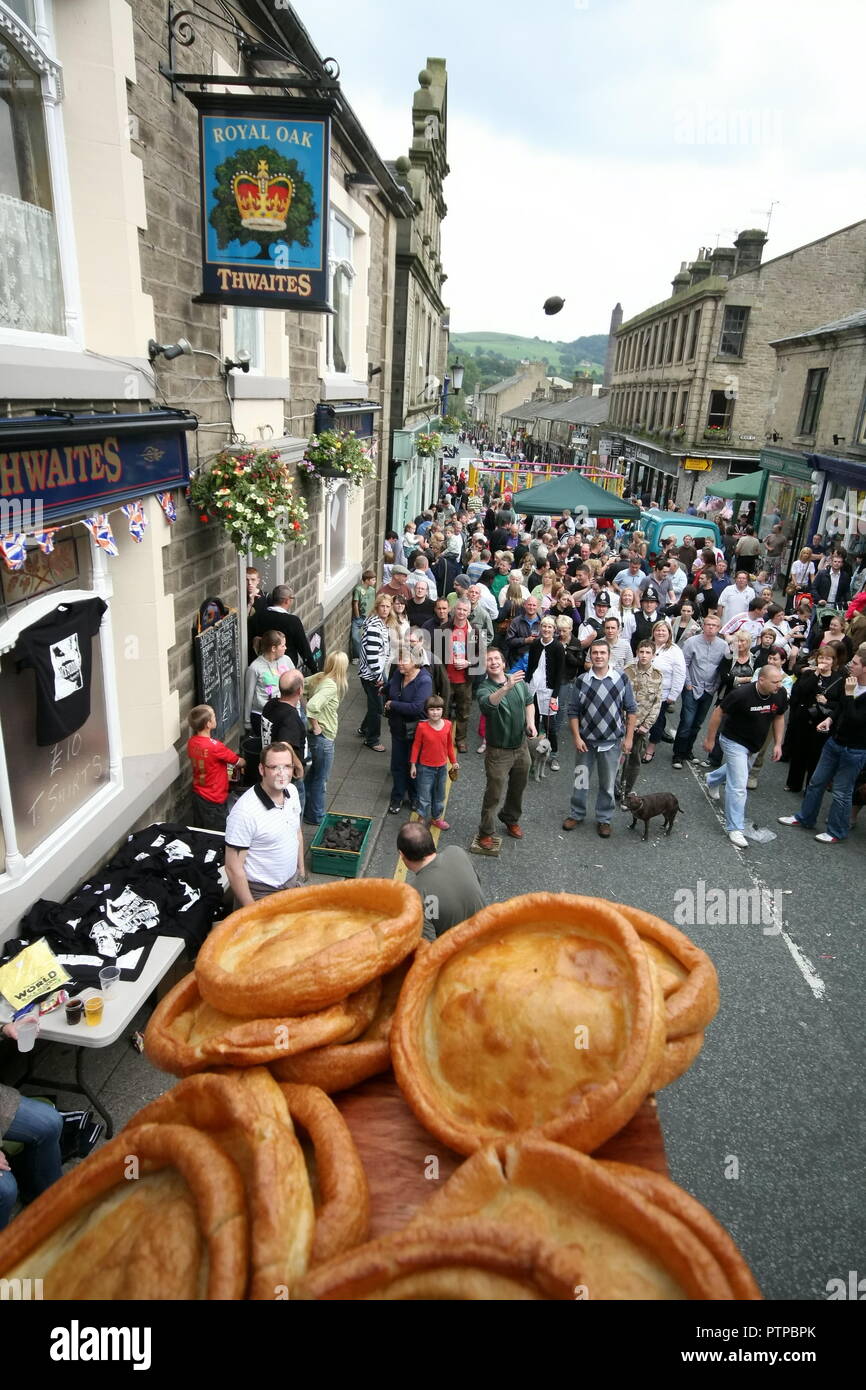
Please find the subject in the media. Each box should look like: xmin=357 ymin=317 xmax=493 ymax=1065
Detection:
xmin=309 ymin=814 xmax=373 ymax=879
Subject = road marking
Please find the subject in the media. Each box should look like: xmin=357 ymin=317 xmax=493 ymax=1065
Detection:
xmin=690 ymin=763 xmax=826 ymax=1001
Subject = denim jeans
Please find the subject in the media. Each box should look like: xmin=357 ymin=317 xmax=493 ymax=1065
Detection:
xmin=570 ymin=743 xmax=621 ymax=824
xmin=415 ymin=764 xmax=447 ymax=820
xmin=304 ymin=732 xmax=334 ymax=824
xmin=360 ymin=678 xmax=383 ymax=745
xmin=706 ymin=735 xmax=757 ymax=833
xmin=555 ymin=681 xmax=572 ymax=737
xmin=797 ymin=737 xmax=866 ymax=841
xmin=648 ymin=699 xmax=672 ymax=744
xmin=0 ymin=1096 xmax=64 ymax=1229
xmin=390 ymin=733 xmax=415 ymax=807
xmin=350 ymin=616 xmax=365 ymax=659
xmin=673 ymin=688 xmax=715 ymax=759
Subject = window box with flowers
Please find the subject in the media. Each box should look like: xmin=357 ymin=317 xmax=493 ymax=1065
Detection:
xmin=298 ymin=430 xmax=376 ymax=489
xmin=416 ymin=431 xmax=443 ymax=458
xmin=190 ymin=448 xmax=309 ymax=557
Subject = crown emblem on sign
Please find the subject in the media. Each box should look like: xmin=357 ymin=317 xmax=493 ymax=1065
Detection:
xmin=231 ymin=160 xmax=294 ymax=231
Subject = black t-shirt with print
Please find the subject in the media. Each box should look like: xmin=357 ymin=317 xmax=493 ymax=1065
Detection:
xmin=720 ymin=681 xmax=789 ymax=753
xmin=14 ymin=597 xmax=107 ymax=746
xmin=260 ymin=698 xmax=307 ymax=762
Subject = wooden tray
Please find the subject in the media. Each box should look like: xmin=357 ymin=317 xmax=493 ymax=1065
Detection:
xmin=336 ymin=1074 xmax=668 ymax=1240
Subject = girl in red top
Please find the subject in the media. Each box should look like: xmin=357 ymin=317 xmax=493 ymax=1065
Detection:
xmin=187 ymin=704 xmax=244 ymax=831
xmin=409 ymin=695 xmax=459 ymax=830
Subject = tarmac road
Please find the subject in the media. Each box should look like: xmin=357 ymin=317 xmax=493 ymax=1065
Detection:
xmin=366 ymin=654 xmax=866 ymax=1303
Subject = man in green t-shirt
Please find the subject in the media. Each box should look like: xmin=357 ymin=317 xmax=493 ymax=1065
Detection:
xmin=475 ymin=647 xmax=536 ymax=847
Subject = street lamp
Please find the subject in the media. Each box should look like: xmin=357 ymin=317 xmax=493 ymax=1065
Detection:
xmin=440 ymin=358 xmax=465 ymax=419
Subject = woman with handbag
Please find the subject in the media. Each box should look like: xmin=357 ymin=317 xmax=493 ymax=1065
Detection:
xmin=785 ymin=645 xmax=845 ymax=793
xmin=358 ymin=594 xmax=398 ymax=752
xmin=385 ymin=645 xmax=433 ymax=815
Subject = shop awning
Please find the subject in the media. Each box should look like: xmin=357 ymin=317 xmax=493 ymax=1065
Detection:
xmin=706 ymin=471 xmax=763 ymax=501
xmin=511 ymin=472 xmax=640 ymax=519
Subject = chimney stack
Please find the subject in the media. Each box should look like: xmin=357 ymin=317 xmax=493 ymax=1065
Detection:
xmin=571 ymin=371 xmax=594 ymax=398
xmin=671 ymin=261 xmax=691 ymax=295
xmin=603 ymin=302 xmax=623 ymax=386
xmin=734 ymin=228 xmax=768 ymax=275
xmin=710 ymin=246 xmax=737 ymax=279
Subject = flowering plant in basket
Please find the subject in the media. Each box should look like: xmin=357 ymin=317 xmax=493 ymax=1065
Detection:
xmin=190 ymin=447 xmax=309 ymax=556
xmin=298 ymin=430 xmax=375 ymax=488
xmin=416 ymin=431 xmax=443 ymax=457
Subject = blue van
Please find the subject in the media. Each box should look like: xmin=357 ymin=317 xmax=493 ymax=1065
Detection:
xmin=638 ymin=508 xmax=722 ymax=557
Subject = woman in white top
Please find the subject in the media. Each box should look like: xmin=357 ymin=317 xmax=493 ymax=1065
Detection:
xmin=618 ymin=587 xmax=637 ymax=646
xmin=244 ymin=630 xmax=294 ymax=732
xmin=789 ymin=547 xmax=816 ymax=596
xmin=643 ymin=620 xmax=687 ymax=762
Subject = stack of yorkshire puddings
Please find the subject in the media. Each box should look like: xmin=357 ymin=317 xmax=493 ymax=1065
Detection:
xmin=0 ymin=883 xmax=761 ymax=1300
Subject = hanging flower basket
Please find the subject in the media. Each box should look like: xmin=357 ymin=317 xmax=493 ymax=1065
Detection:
xmin=189 ymin=447 xmax=309 ymax=557
xmin=298 ymin=430 xmax=376 ymax=488
xmin=416 ymin=431 xmax=443 ymax=458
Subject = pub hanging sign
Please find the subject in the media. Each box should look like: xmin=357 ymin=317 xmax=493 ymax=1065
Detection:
xmin=190 ymin=94 xmax=332 ymax=313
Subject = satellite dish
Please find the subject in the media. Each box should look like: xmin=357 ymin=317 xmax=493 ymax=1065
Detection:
xmin=543 ymin=296 xmax=565 ymax=316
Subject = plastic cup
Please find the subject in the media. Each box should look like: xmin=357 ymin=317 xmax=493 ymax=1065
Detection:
xmin=16 ymin=1012 xmax=40 ymax=1052
xmin=99 ymin=967 xmax=121 ymax=998
xmin=84 ymin=996 xmax=104 ymax=1027
xmin=65 ymin=999 xmax=84 ymax=1026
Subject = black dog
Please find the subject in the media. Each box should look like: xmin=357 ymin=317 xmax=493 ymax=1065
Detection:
xmin=625 ymin=791 xmax=681 ymax=841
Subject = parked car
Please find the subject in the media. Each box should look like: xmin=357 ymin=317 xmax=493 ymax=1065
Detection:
xmin=639 ymin=508 xmax=722 ymax=557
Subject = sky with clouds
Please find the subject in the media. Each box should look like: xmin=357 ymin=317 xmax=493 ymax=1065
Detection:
xmin=300 ymin=0 xmax=865 ymax=341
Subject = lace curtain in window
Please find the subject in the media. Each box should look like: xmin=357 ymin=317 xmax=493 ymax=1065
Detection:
xmin=0 ymin=191 xmax=64 ymax=332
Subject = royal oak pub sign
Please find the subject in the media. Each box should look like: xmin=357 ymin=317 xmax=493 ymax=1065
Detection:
xmin=190 ymin=95 xmax=332 ymax=313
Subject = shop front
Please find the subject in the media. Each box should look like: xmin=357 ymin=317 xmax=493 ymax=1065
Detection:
xmin=757 ymin=447 xmax=819 ymax=583
xmin=389 ymin=424 xmax=439 ymax=532
xmin=0 ymin=410 xmax=196 ymax=939
xmin=807 ymin=453 xmax=866 ymax=560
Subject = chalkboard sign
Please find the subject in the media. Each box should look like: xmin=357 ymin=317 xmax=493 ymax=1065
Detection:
xmin=194 ymin=610 xmax=241 ymax=736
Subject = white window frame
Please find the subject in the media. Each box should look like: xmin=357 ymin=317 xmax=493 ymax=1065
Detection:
xmin=327 ymin=210 xmax=355 ymax=374
xmin=232 ymin=305 xmax=265 ymax=375
xmin=323 ymin=480 xmax=350 ymax=587
xmin=0 ymin=0 xmax=83 ymax=349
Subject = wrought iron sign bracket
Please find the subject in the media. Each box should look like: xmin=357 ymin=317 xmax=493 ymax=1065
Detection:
xmin=161 ymin=1 xmax=340 ymax=100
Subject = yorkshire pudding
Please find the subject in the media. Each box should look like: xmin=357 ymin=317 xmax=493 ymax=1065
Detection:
xmin=127 ymin=1069 xmax=314 ymax=1300
xmin=391 ymin=893 xmax=665 ymax=1155
xmin=270 ymin=957 xmax=414 ymax=1093
xmin=601 ymin=1160 xmax=762 ymax=1299
xmin=0 ymin=1123 xmax=246 ymax=1299
xmin=613 ymin=904 xmax=719 ymax=1040
xmin=295 ymin=1218 xmax=584 ymax=1300
xmin=277 ymin=1082 xmax=370 ymax=1265
xmin=144 ymin=970 xmax=381 ymax=1076
xmin=411 ymin=1137 xmax=741 ymax=1299
xmin=654 ymin=1031 xmax=705 ymax=1090
xmin=196 ymin=879 xmax=423 ymax=1017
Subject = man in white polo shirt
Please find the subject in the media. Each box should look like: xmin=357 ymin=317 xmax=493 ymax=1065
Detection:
xmin=225 ymin=741 xmax=305 ymax=905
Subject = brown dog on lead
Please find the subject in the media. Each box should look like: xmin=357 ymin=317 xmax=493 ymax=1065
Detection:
xmin=625 ymin=790 xmax=681 ymax=841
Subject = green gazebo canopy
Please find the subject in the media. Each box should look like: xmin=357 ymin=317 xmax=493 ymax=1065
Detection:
xmin=511 ymin=472 xmax=640 ymax=519
xmin=705 ymin=470 xmax=763 ymax=501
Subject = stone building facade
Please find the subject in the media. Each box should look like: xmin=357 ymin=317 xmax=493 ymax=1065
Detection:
xmin=760 ymin=310 xmax=866 ymax=558
xmin=0 ymin=0 xmax=411 ymax=934
xmin=388 ymin=61 xmax=450 ymax=532
xmin=475 ymin=361 xmax=550 ymax=435
xmin=607 ymin=220 xmax=866 ymax=508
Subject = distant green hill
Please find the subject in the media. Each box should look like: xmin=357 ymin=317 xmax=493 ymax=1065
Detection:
xmin=451 ymin=331 xmax=608 ymax=376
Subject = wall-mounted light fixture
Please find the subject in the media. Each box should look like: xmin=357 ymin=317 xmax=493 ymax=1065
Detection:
xmin=833 ymin=434 xmax=846 ymax=446
xmin=148 ymin=337 xmax=192 ymax=363
xmin=224 ymin=349 xmax=251 ymax=374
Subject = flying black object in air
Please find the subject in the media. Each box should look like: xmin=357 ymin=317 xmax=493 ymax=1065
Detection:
xmin=543 ymin=296 xmax=565 ymax=315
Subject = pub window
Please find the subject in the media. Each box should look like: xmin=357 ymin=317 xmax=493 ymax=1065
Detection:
xmin=797 ymin=368 xmax=828 ymax=437
xmin=718 ymin=305 xmax=749 ymax=357
xmin=325 ymin=481 xmax=349 ymax=584
xmin=0 ymin=4 xmax=67 ymax=336
xmin=328 ymin=212 xmax=354 ymax=374
xmin=667 ymin=390 xmax=678 ymax=426
xmin=232 ymin=307 xmax=264 ymax=373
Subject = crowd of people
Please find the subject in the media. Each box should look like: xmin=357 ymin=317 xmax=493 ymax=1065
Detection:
xmin=185 ymin=469 xmax=866 ymax=920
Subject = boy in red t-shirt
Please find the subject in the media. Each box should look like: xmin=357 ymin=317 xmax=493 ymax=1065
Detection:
xmin=187 ymin=704 xmax=245 ymax=831
xmin=409 ymin=695 xmax=459 ymax=830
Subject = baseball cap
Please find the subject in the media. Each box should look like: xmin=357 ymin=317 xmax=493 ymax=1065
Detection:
xmin=595 ymin=591 xmax=612 ymax=607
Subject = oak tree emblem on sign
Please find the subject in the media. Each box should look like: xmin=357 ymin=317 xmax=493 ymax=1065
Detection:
xmin=209 ymin=144 xmax=318 ymax=254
